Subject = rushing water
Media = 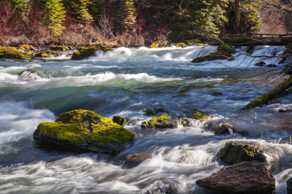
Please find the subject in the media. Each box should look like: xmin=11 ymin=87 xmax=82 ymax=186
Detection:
xmin=0 ymin=45 xmax=292 ymax=194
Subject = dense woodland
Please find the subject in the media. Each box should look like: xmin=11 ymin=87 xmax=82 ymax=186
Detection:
xmin=0 ymin=0 xmax=264 ymax=46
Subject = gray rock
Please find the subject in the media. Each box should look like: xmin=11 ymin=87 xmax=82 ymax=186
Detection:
xmin=197 ymin=162 xmax=275 ymax=194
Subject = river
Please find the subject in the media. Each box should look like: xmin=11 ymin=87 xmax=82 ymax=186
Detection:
xmin=0 ymin=45 xmax=291 ymax=194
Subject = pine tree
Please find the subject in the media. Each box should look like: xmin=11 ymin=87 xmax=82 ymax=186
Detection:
xmin=122 ymin=0 xmax=137 ymax=33
xmin=12 ymin=0 xmax=31 ymax=18
xmin=45 ymin=0 xmax=66 ymax=37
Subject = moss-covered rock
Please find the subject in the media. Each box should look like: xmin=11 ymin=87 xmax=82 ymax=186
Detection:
xmin=192 ymin=43 xmax=235 ymax=63
xmin=71 ymin=47 xmax=97 ymax=60
xmin=141 ymin=113 xmax=178 ymax=129
xmin=0 ymin=46 xmax=33 ymax=60
xmin=192 ymin=109 xmax=209 ymax=122
xmin=175 ymin=42 xmax=187 ymax=48
xmin=33 ymin=109 xmax=135 ymax=154
xmin=218 ymin=141 xmax=266 ymax=165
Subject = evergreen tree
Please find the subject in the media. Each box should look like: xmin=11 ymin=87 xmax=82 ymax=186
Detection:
xmin=45 ymin=0 xmax=66 ymax=37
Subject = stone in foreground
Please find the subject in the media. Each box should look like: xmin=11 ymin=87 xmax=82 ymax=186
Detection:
xmin=197 ymin=162 xmax=275 ymax=194
xmin=218 ymin=141 xmax=266 ymax=165
xmin=34 ymin=109 xmax=135 ymax=154
xmin=287 ymin=177 xmax=292 ymax=194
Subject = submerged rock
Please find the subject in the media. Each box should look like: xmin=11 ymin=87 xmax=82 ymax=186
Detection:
xmin=218 ymin=141 xmax=266 ymax=165
xmin=71 ymin=47 xmax=97 ymax=60
xmin=144 ymin=107 xmax=167 ymax=116
xmin=204 ymin=119 xmax=236 ymax=135
xmin=33 ymin=109 xmax=135 ymax=154
xmin=19 ymin=70 xmax=41 ymax=81
xmin=141 ymin=114 xmax=178 ymax=129
xmin=124 ymin=152 xmax=152 ymax=168
xmin=142 ymin=180 xmax=179 ymax=194
xmin=197 ymin=162 xmax=275 ymax=194
xmin=287 ymin=177 xmax=292 ymax=194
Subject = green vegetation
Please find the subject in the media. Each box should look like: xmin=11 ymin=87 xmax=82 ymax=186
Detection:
xmin=34 ymin=109 xmax=135 ymax=154
xmin=0 ymin=46 xmax=33 ymax=60
xmin=45 ymin=0 xmax=66 ymax=37
xmin=192 ymin=109 xmax=210 ymax=121
xmin=12 ymin=0 xmax=31 ymax=18
xmin=142 ymin=113 xmax=178 ymax=129
xmin=3 ymin=0 xmax=262 ymax=45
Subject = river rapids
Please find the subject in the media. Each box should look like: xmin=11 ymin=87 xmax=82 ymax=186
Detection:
xmin=0 ymin=45 xmax=292 ymax=194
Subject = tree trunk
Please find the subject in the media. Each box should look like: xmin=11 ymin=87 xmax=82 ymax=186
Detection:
xmin=234 ymin=0 xmax=241 ymax=33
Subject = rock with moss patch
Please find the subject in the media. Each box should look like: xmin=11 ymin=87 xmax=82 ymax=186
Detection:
xmin=0 ymin=46 xmax=32 ymax=60
xmin=218 ymin=141 xmax=266 ymax=165
xmin=142 ymin=114 xmax=178 ymax=129
xmin=192 ymin=109 xmax=209 ymax=121
xmin=33 ymin=109 xmax=135 ymax=154
xmin=192 ymin=43 xmax=235 ymax=63
xmin=71 ymin=47 xmax=97 ymax=60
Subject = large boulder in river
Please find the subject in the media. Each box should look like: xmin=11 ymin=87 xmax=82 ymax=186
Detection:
xmin=218 ymin=141 xmax=266 ymax=165
xmin=197 ymin=162 xmax=275 ymax=194
xmin=71 ymin=47 xmax=97 ymax=60
xmin=33 ymin=109 xmax=135 ymax=154
xmin=141 ymin=113 xmax=178 ymax=130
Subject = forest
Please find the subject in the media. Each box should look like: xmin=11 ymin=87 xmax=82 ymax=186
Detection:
xmin=0 ymin=0 xmax=261 ymax=46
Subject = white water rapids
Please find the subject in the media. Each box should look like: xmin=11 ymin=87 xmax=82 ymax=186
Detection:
xmin=0 ymin=45 xmax=291 ymax=194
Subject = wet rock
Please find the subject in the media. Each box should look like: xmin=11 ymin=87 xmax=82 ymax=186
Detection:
xmin=19 ymin=70 xmax=41 ymax=81
xmin=112 ymin=115 xmax=128 ymax=126
xmin=192 ymin=109 xmax=209 ymax=122
xmin=179 ymin=117 xmax=192 ymax=127
xmin=142 ymin=114 xmax=178 ymax=130
xmin=204 ymin=120 xmax=235 ymax=135
xmin=142 ymin=180 xmax=178 ymax=194
xmin=255 ymin=61 xmax=266 ymax=67
xmin=33 ymin=109 xmax=135 ymax=155
xmin=124 ymin=152 xmax=152 ymax=168
xmin=287 ymin=177 xmax=292 ymax=194
xmin=267 ymin=64 xmax=277 ymax=68
xmin=192 ymin=43 xmax=235 ymax=63
xmin=144 ymin=107 xmax=167 ymax=116
xmin=218 ymin=141 xmax=266 ymax=165
xmin=71 ymin=47 xmax=96 ymax=60
xmin=197 ymin=162 xmax=275 ymax=194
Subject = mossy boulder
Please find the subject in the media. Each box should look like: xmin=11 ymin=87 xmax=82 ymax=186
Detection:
xmin=33 ymin=109 xmax=135 ymax=154
xmin=192 ymin=109 xmax=209 ymax=122
xmin=192 ymin=43 xmax=235 ymax=63
xmin=0 ymin=46 xmax=33 ymax=60
xmin=218 ymin=141 xmax=266 ymax=165
xmin=141 ymin=113 xmax=178 ymax=129
xmin=204 ymin=120 xmax=236 ymax=135
xmin=71 ymin=47 xmax=97 ymax=60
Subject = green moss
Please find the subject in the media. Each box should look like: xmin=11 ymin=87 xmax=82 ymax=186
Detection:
xmin=34 ymin=109 xmax=134 ymax=153
xmin=242 ymin=75 xmax=292 ymax=110
xmin=142 ymin=113 xmax=177 ymax=129
xmin=71 ymin=47 xmax=96 ymax=60
xmin=192 ymin=109 xmax=209 ymax=121
xmin=176 ymin=42 xmax=187 ymax=48
xmin=0 ymin=46 xmax=32 ymax=60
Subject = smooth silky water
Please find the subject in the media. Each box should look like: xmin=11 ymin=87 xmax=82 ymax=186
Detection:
xmin=0 ymin=45 xmax=292 ymax=194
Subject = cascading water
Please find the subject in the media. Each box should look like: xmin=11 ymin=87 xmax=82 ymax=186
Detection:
xmin=0 ymin=45 xmax=291 ymax=194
